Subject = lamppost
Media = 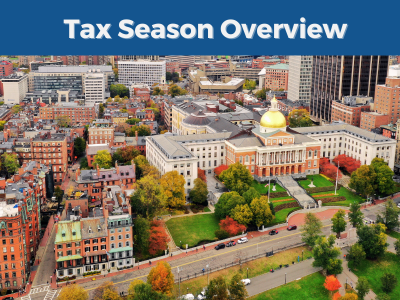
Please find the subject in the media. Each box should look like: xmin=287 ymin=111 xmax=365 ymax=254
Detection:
xmin=302 ymin=250 xmax=304 ymax=261
xmin=285 ymin=273 xmax=287 ymax=284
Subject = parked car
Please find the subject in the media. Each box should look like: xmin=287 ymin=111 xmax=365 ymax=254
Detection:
xmin=237 ymin=237 xmax=248 ymax=244
xmin=269 ymin=229 xmax=279 ymax=235
xmin=287 ymin=225 xmax=297 ymax=231
xmin=215 ymin=243 xmax=225 ymax=250
xmin=226 ymin=241 xmax=236 ymax=247
xmin=197 ymin=291 xmax=207 ymax=300
xmin=241 ymin=279 xmax=251 ymax=285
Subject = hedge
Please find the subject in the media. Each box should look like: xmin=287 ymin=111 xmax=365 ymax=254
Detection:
xmin=306 ymin=184 xmax=342 ymax=194
xmin=274 ymin=201 xmax=300 ymax=212
xmin=269 ymin=191 xmax=290 ymax=198
xmin=318 ymin=196 xmax=346 ymax=204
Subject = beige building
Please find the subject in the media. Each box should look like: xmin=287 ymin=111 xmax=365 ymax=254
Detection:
xmin=88 ymin=119 xmax=114 ymax=145
xmin=0 ymin=73 xmax=29 ymax=105
xmin=188 ymin=69 xmax=244 ymax=94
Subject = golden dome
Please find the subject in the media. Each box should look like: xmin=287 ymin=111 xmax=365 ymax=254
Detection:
xmin=260 ymin=110 xmax=287 ymax=128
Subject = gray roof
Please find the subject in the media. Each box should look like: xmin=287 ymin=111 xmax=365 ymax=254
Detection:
xmin=87 ymin=144 xmax=111 ymax=155
xmin=81 ymin=217 xmax=108 ymax=239
xmin=149 ymin=135 xmax=193 ymax=159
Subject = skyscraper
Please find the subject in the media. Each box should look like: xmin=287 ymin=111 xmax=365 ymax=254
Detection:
xmin=310 ymin=56 xmax=388 ymax=123
xmin=288 ymin=56 xmax=313 ymax=103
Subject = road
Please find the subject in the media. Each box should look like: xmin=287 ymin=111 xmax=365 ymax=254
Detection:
xmin=24 ymin=203 xmax=386 ymax=300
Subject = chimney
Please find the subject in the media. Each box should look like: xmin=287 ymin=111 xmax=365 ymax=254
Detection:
xmin=115 ymin=161 xmax=120 ymax=174
xmin=18 ymin=167 xmax=24 ymax=176
xmin=97 ymin=164 xmax=100 ymax=177
xmin=135 ymin=130 xmax=138 ymax=142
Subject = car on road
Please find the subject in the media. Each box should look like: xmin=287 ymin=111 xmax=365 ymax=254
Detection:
xmin=241 ymin=279 xmax=251 ymax=285
xmin=269 ymin=229 xmax=279 ymax=235
xmin=287 ymin=225 xmax=297 ymax=231
xmin=237 ymin=237 xmax=248 ymax=244
xmin=226 ymin=241 xmax=236 ymax=247
xmin=215 ymin=243 xmax=225 ymax=250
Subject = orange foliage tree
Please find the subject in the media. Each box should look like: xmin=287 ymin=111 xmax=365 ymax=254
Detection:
xmin=147 ymin=261 xmax=174 ymax=295
xmin=324 ymin=275 xmax=342 ymax=296
xmin=333 ymin=154 xmax=361 ymax=174
xmin=148 ymin=221 xmax=170 ymax=256
xmin=333 ymin=292 xmax=341 ymax=300
xmin=215 ymin=165 xmax=228 ymax=177
xmin=219 ymin=216 xmax=246 ymax=236
xmin=320 ymin=159 xmax=342 ymax=180
xmin=198 ymin=168 xmax=207 ymax=182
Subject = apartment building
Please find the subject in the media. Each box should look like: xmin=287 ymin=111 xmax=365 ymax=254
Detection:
xmin=331 ymin=96 xmax=373 ymax=127
xmin=29 ymin=61 xmax=62 ymax=71
xmin=0 ymin=74 xmax=28 ymax=105
xmin=39 ymin=103 xmax=97 ymax=125
xmin=0 ymin=61 xmax=13 ymax=77
xmin=18 ymin=56 xmax=38 ymax=66
xmin=84 ymin=72 xmax=105 ymax=104
xmin=360 ymin=112 xmax=390 ymax=132
xmin=288 ymin=56 xmax=313 ymax=103
xmin=264 ymin=64 xmax=289 ymax=91
xmin=120 ymin=56 xmax=159 ymax=61
xmin=118 ymin=60 xmax=166 ymax=88
xmin=88 ymin=119 xmax=114 ymax=145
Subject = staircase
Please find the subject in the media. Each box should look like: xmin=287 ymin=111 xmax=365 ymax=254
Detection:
xmin=276 ymin=176 xmax=317 ymax=208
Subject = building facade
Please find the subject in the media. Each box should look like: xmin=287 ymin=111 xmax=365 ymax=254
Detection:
xmin=88 ymin=119 xmax=114 ymax=145
xmin=331 ymin=96 xmax=373 ymax=127
xmin=374 ymin=75 xmax=400 ymax=124
xmin=39 ymin=103 xmax=97 ymax=125
xmin=264 ymin=64 xmax=289 ymax=91
xmin=0 ymin=74 xmax=29 ymax=105
xmin=118 ymin=60 xmax=166 ymax=88
xmin=287 ymin=56 xmax=313 ymax=103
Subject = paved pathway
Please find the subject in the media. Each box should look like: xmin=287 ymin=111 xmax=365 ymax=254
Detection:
xmin=276 ymin=176 xmax=316 ymax=208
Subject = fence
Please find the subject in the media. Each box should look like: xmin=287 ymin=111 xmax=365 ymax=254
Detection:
xmin=174 ymin=241 xmax=308 ymax=284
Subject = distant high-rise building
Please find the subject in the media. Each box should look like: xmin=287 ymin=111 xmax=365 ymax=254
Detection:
xmin=120 ymin=55 xmax=159 ymax=61
xmin=288 ymin=56 xmax=313 ymax=103
xmin=310 ymin=56 xmax=388 ymax=123
xmin=163 ymin=56 xmax=200 ymax=70
xmin=118 ymin=60 xmax=166 ymax=87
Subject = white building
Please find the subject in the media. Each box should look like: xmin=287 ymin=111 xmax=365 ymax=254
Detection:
xmin=118 ymin=60 xmax=166 ymax=88
xmin=0 ymin=73 xmax=28 ymax=104
xmin=294 ymin=122 xmax=396 ymax=169
xmin=288 ymin=56 xmax=313 ymax=103
xmin=84 ymin=71 xmax=105 ymax=104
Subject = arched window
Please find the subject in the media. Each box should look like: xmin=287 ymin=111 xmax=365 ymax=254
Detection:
xmin=239 ymin=156 xmax=243 ymax=163
xmin=245 ymin=155 xmax=249 ymax=163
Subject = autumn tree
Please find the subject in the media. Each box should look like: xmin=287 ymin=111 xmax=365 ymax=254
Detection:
xmin=333 ymin=154 xmax=361 ymax=174
xmin=168 ymin=84 xmax=187 ymax=97
xmin=356 ymin=223 xmax=388 ymax=259
xmin=189 ymin=178 xmax=208 ymax=206
xmin=320 ymin=161 xmax=342 ymax=180
xmin=348 ymin=202 xmax=364 ymax=228
xmin=349 ymin=165 xmax=377 ymax=198
xmin=55 ymin=115 xmax=72 ymax=127
xmin=288 ymin=109 xmax=313 ymax=128
xmin=331 ymin=209 xmax=347 ymax=238
xmin=228 ymin=273 xmax=248 ymax=300
xmin=356 ymin=277 xmax=370 ymax=300
xmin=312 ymin=235 xmax=342 ymax=275
xmin=230 ymin=204 xmax=253 ymax=226
xmin=148 ymin=224 xmax=170 ymax=256
xmin=11 ymin=105 xmax=22 ymax=114
xmin=219 ymin=162 xmax=253 ymax=195
xmin=340 ymin=293 xmax=358 ymax=300
xmin=0 ymin=121 xmax=6 ymax=131
xmin=112 ymin=146 xmax=141 ymax=165
xmin=324 ymin=275 xmax=342 ymax=296
xmin=1 ymin=153 xmax=20 ymax=175
xmin=219 ymin=216 xmax=246 ymax=236
xmin=214 ymin=164 xmax=228 ymax=177
xmin=152 ymin=87 xmax=165 ymax=96
xmin=197 ymin=168 xmax=207 ymax=182
xmin=301 ymin=212 xmax=323 ymax=247
xmin=243 ymin=187 xmax=261 ymax=205
xmin=57 ymin=284 xmax=88 ymax=300
xmin=333 ymin=292 xmax=341 ymax=300
xmin=147 ymin=261 xmax=174 ymax=296
xmin=250 ymin=196 xmax=274 ymax=228
xmin=205 ymin=276 xmax=228 ymax=300
xmin=215 ymin=192 xmax=245 ymax=220
xmin=134 ymin=155 xmax=149 ymax=179
xmin=93 ymin=150 xmax=112 ymax=169
xmin=128 ymin=279 xmax=143 ymax=299
xmin=93 ymin=282 xmax=118 ymax=300
xmin=131 ymin=175 xmax=163 ymax=218
xmin=160 ymin=171 xmax=186 ymax=208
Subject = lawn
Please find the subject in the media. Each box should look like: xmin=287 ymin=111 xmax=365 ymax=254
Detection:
xmin=352 ymin=252 xmax=400 ymax=299
xmin=249 ymin=273 xmax=330 ymax=300
xmin=270 ymin=207 xmax=301 ymax=225
xmin=387 ymin=230 xmax=400 ymax=240
xmin=252 ymin=180 xmax=286 ymax=194
xmin=175 ymin=246 xmax=313 ymax=297
xmin=318 ymin=187 xmax=365 ymax=207
xmin=166 ymin=214 xmax=220 ymax=248
xmin=203 ymin=207 xmax=211 ymax=212
xmin=299 ymin=175 xmax=333 ymax=189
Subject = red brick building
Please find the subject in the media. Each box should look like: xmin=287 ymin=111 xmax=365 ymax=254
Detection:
xmin=360 ymin=112 xmax=390 ymax=132
xmin=331 ymin=97 xmax=372 ymax=127
xmin=0 ymin=61 xmax=13 ymax=77
xmin=374 ymin=77 xmax=400 ymax=124
xmin=264 ymin=64 xmax=289 ymax=91
xmin=39 ymin=104 xmax=98 ymax=126
xmin=251 ymin=57 xmax=283 ymax=69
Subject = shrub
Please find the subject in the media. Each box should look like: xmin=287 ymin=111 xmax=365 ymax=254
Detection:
xmin=214 ymin=165 xmax=228 ymax=177
xmin=319 ymin=196 xmax=346 ymax=204
xmin=274 ymin=201 xmax=300 ymax=212
xmin=269 ymin=191 xmax=289 ymax=198
xmin=215 ymin=229 xmax=229 ymax=240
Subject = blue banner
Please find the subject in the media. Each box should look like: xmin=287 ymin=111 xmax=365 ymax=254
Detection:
xmin=3 ymin=0 xmax=400 ymax=54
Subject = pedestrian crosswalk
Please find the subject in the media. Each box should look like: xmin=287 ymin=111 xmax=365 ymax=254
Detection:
xmin=30 ymin=286 xmax=49 ymax=294
xmin=44 ymin=289 xmax=58 ymax=300
xmin=20 ymin=295 xmax=31 ymax=300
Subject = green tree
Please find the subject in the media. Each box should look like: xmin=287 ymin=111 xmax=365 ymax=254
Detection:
xmin=110 ymin=84 xmax=129 ymax=98
xmin=331 ymin=209 xmax=347 ymax=238
xmin=250 ymin=196 xmax=274 ymax=228
xmin=243 ymin=79 xmax=256 ymax=90
xmin=73 ymin=137 xmax=86 ymax=157
xmin=80 ymin=157 xmax=89 ymax=170
xmin=55 ymin=115 xmax=71 ymax=127
xmin=93 ymin=150 xmax=112 ymax=169
xmin=133 ymin=217 xmax=150 ymax=254
xmin=357 ymin=223 xmax=388 ymax=259
xmin=2 ymin=153 xmax=20 ymax=175
xmin=160 ymin=171 xmax=186 ymax=208
xmin=395 ymin=240 xmax=400 ymax=257
xmin=301 ymin=212 xmax=323 ymax=247
xmin=242 ymin=187 xmax=260 ymax=205
xmin=219 ymin=162 xmax=253 ymax=195
xmin=126 ymin=118 xmax=141 ymax=125
xmin=347 ymin=243 xmax=366 ymax=267
xmin=54 ymin=186 xmax=64 ymax=205
xmin=376 ymin=294 xmax=391 ymax=300
xmin=189 ymin=178 xmax=208 ymax=205
xmin=168 ymin=84 xmax=187 ymax=97
xmin=255 ymin=88 xmax=270 ymax=100
xmin=356 ymin=277 xmax=370 ymax=300
xmin=99 ymin=103 xmax=105 ymax=118
xmin=11 ymin=105 xmax=22 ymax=114
xmin=230 ymin=204 xmax=253 ymax=226
xmin=130 ymin=125 xmax=151 ymax=137
xmin=152 ymin=87 xmax=165 ymax=96
xmin=228 ymin=273 xmax=248 ymax=300
xmin=381 ymin=272 xmax=397 ymax=293
xmin=112 ymin=146 xmax=141 ymax=165
xmin=348 ymin=202 xmax=364 ymax=228
xmin=371 ymin=158 xmax=395 ymax=195
xmin=214 ymin=192 xmax=244 ymax=220
xmin=349 ymin=165 xmax=377 ymax=198
xmin=312 ymin=235 xmax=342 ymax=275
xmin=288 ymin=109 xmax=313 ymax=128
xmin=134 ymin=155 xmax=149 ymax=179
xmin=0 ymin=121 xmax=6 ymax=131
xmin=129 ymin=283 xmax=170 ymax=300
xmin=376 ymin=199 xmax=400 ymax=231
xmin=205 ymin=276 xmax=228 ymax=300
xmin=131 ymin=176 xmax=163 ymax=219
